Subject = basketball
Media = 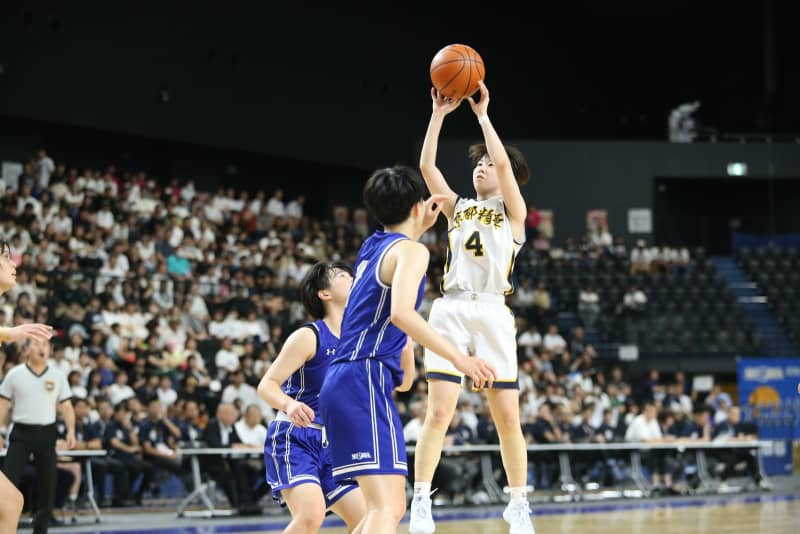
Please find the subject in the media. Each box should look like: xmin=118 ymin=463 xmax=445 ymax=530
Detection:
xmin=430 ymin=43 xmax=485 ymax=100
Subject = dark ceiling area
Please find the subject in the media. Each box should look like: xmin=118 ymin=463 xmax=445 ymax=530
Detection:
xmin=0 ymin=2 xmax=796 ymax=168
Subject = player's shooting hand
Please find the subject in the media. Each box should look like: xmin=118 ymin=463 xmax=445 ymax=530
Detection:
xmin=431 ymin=88 xmax=462 ymax=116
xmin=5 ymin=323 xmax=54 ymax=343
xmin=466 ymin=80 xmax=490 ymax=118
xmin=455 ymin=354 xmax=497 ymax=390
xmin=421 ymin=194 xmax=449 ymax=231
xmin=286 ymin=400 xmax=315 ymax=428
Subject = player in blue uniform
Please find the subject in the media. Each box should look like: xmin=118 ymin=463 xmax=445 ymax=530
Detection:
xmin=319 ymin=166 xmax=497 ymax=534
xmin=258 ymin=261 xmax=365 ymax=533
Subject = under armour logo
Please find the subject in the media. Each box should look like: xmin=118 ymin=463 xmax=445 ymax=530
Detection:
xmin=326 ymin=349 xmax=335 ymax=356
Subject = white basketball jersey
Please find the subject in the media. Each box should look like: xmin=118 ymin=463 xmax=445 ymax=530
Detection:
xmin=441 ymin=196 xmax=523 ymax=295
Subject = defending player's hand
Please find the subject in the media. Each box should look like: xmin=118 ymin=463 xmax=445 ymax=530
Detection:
xmin=455 ymin=355 xmax=497 ymax=390
xmin=421 ymin=194 xmax=449 ymax=231
xmin=286 ymin=399 xmax=316 ymax=427
xmin=431 ymin=88 xmax=462 ymax=115
xmin=5 ymin=323 xmax=54 ymax=343
xmin=466 ymin=80 xmax=490 ymax=117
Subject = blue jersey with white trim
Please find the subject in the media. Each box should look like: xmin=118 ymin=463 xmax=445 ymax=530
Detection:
xmin=333 ymin=230 xmax=425 ymax=386
xmin=281 ymin=319 xmax=337 ymax=425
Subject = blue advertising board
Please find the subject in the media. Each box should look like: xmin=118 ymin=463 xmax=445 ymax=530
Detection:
xmin=737 ymin=358 xmax=800 ymax=476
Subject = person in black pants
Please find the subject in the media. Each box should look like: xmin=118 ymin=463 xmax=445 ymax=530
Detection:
xmin=138 ymin=398 xmax=192 ymax=492
xmin=0 ymin=337 xmax=75 ymax=534
xmin=102 ymin=401 xmax=155 ymax=505
xmin=83 ymin=398 xmax=127 ymax=507
xmin=200 ymin=403 xmax=253 ymax=512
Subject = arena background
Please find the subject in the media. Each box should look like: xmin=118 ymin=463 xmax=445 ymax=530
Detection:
xmin=0 ymin=2 xmax=798 ymax=533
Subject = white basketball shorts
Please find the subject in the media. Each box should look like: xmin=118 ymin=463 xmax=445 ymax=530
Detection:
xmin=424 ymin=291 xmax=519 ymax=388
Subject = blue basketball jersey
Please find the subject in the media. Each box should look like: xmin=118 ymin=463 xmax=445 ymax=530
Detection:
xmin=281 ymin=319 xmax=338 ymax=425
xmin=333 ymin=230 xmax=425 ymax=387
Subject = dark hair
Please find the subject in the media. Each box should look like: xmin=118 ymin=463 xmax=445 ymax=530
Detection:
xmin=0 ymin=241 xmax=10 ymax=257
xmin=113 ymin=401 xmax=130 ymax=413
xmin=468 ymin=144 xmax=530 ymax=185
xmin=300 ymin=261 xmax=353 ymax=319
xmin=362 ymin=165 xmax=427 ymax=226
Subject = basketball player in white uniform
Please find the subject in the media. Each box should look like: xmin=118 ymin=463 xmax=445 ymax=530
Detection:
xmin=410 ymin=81 xmax=535 ymax=534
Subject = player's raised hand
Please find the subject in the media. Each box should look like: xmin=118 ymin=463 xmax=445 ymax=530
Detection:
xmin=421 ymin=194 xmax=449 ymax=231
xmin=431 ymin=88 xmax=462 ymax=115
xmin=4 ymin=323 xmax=54 ymax=343
xmin=454 ymin=354 xmax=497 ymax=390
xmin=466 ymin=80 xmax=490 ymax=118
xmin=286 ymin=399 xmax=316 ymax=427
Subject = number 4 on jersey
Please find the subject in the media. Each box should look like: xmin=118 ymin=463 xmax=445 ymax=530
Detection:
xmin=465 ymin=230 xmax=485 ymax=257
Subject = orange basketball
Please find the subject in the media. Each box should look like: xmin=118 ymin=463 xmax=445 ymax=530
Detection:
xmin=429 ymin=44 xmax=485 ymax=100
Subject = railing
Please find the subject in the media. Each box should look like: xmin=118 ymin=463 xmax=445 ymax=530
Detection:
xmin=0 ymin=441 xmax=769 ymax=522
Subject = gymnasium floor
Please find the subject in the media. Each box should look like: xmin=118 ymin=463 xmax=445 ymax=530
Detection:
xmin=47 ymin=478 xmax=800 ymax=534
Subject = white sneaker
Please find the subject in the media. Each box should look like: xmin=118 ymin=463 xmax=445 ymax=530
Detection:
xmin=503 ymin=498 xmax=535 ymax=534
xmin=409 ymin=494 xmax=435 ymax=534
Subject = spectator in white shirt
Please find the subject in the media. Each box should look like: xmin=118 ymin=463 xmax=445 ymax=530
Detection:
xmin=50 ymin=206 xmax=73 ymax=236
xmin=578 ymin=286 xmax=601 ymax=329
xmin=17 ymin=184 xmax=42 ymax=217
xmin=248 ymin=190 xmax=265 ymax=214
xmin=157 ymin=375 xmax=178 ymax=408
xmin=622 ymin=285 xmax=648 ymax=315
xmin=234 ymin=405 xmax=269 ymax=447
xmin=625 ymin=401 xmax=671 ymax=487
xmin=630 ymin=240 xmax=653 ymax=274
xmin=402 ymin=400 xmax=426 ymax=443
xmin=96 ymin=201 xmax=115 ymax=231
xmin=107 ymin=370 xmax=137 ymax=406
xmin=590 ymin=223 xmax=613 ymax=249
xmin=624 ymin=404 xmax=664 ymax=444
xmin=36 ymin=148 xmax=55 ymax=187
xmin=543 ymin=324 xmax=567 ymax=355
xmin=285 ymin=195 xmax=305 ymax=219
xmin=215 ymin=337 xmax=240 ymax=377
xmin=221 ymin=369 xmax=271 ymax=417
xmin=48 ymin=345 xmax=73 ymax=376
xmin=517 ymin=323 xmax=542 ymax=360
xmin=514 ymin=278 xmax=536 ymax=308
xmin=265 ymin=189 xmax=286 ymax=218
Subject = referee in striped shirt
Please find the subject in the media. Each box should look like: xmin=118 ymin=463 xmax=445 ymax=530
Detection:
xmin=0 ymin=337 xmax=75 ymax=534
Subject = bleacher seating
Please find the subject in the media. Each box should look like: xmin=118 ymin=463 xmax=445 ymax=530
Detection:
xmin=522 ymin=248 xmax=761 ymax=354
xmin=737 ymin=246 xmax=800 ymax=344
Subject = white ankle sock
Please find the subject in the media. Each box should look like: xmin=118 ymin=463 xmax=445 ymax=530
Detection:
xmin=414 ymin=482 xmax=432 ymax=497
xmin=508 ymin=486 xmax=528 ymax=501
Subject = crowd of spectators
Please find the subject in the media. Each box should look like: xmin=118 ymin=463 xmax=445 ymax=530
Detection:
xmin=0 ymin=148 xmax=753 ymax=512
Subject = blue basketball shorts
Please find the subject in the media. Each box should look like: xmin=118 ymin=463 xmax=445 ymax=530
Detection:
xmin=264 ymin=419 xmax=358 ymax=508
xmin=319 ymin=358 xmax=407 ymax=483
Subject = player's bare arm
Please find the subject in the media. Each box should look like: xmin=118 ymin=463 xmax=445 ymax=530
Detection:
xmin=396 ymin=337 xmax=416 ymax=392
xmin=420 ymin=88 xmax=462 ymax=219
xmin=257 ymin=327 xmax=317 ymax=427
xmin=385 ymin=240 xmax=497 ymax=388
xmin=467 ymin=80 xmax=527 ymax=240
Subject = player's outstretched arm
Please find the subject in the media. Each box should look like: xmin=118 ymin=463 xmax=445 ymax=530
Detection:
xmin=387 ymin=240 xmax=497 ymax=388
xmin=420 ymin=88 xmax=462 ymax=219
xmin=257 ymin=328 xmax=317 ymax=427
xmin=0 ymin=324 xmax=54 ymax=343
xmin=467 ymin=80 xmax=527 ymax=238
